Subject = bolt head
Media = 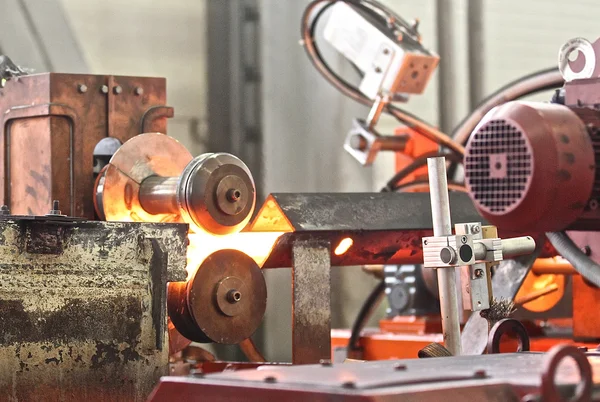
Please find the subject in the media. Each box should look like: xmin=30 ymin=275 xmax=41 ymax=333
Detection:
xmin=471 ymin=225 xmax=480 ymax=233
xmin=264 ymin=376 xmax=277 ymax=383
xmin=101 ymin=85 xmax=109 ymax=94
xmin=135 ymin=86 xmax=144 ymax=96
xmin=475 ymin=269 xmax=484 ymax=278
xmin=461 ymin=235 xmax=468 ymax=244
xmin=113 ymin=85 xmax=122 ymax=95
xmin=78 ymin=84 xmax=88 ymax=93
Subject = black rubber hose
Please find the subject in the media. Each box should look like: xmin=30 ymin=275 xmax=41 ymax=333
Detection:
xmin=348 ymin=279 xmax=386 ymax=353
xmin=546 ymin=232 xmax=600 ymax=288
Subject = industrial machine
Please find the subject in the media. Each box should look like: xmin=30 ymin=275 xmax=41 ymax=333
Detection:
xmin=1 ymin=0 xmax=600 ymax=401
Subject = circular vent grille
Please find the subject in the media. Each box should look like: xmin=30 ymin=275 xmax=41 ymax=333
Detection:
xmin=465 ymin=119 xmax=533 ymax=214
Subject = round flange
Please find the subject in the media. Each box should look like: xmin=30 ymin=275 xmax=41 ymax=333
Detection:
xmin=487 ymin=318 xmax=530 ymax=354
xmin=187 ymin=249 xmax=267 ymax=344
xmin=179 ymin=153 xmax=256 ymax=235
xmin=94 ymin=133 xmax=192 ymax=223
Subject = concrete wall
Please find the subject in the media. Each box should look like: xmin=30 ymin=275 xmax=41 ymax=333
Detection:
xmin=60 ymin=0 xmax=209 ymax=155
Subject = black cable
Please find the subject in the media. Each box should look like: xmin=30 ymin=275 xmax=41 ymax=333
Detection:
xmin=381 ymin=151 xmax=463 ymax=192
xmin=348 ymin=279 xmax=386 ymax=352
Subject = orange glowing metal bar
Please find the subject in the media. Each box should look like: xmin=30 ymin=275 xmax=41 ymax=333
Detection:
xmin=186 ymin=231 xmax=285 ymax=279
xmin=334 ymin=237 xmax=354 ymax=256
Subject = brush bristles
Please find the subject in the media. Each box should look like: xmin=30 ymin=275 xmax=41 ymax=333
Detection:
xmin=480 ymin=298 xmax=516 ymax=323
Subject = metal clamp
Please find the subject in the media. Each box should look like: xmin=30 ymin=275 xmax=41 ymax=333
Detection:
xmin=422 ymin=234 xmax=475 ymax=268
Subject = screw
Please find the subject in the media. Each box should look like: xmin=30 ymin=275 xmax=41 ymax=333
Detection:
xmin=135 ymin=87 xmax=144 ymax=96
xmin=100 ymin=85 xmax=109 ymax=94
xmin=461 ymin=235 xmax=468 ymax=244
xmin=264 ymin=376 xmax=277 ymax=383
xmin=341 ymin=381 xmax=356 ymax=389
xmin=440 ymin=247 xmax=457 ymax=264
xmin=77 ymin=84 xmax=87 ymax=93
xmin=589 ymin=199 xmax=599 ymax=210
xmin=423 ymin=239 xmax=428 ymax=245
xmin=0 ymin=205 xmax=9 ymax=215
xmin=393 ymin=363 xmax=406 ymax=371
xmin=349 ymin=134 xmax=368 ymax=151
xmin=374 ymin=66 xmax=382 ymax=73
xmin=113 ymin=85 xmax=122 ymax=95
xmin=383 ymin=48 xmax=390 ymax=55
xmin=320 ymin=359 xmax=332 ymax=367
xmin=582 ymin=246 xmax=592 ymax=256
xmin=471 ymin=225 xmax=480 ymax=234
xmin=226 ymin=289 xmax=242 ymax=304
xmin=475 ymin=269 xmax=484 ymax=278
xmin=473 ymin=369 xmax=486 ymax=378
xmin=227 ymin=188 xmax=242 ymax=202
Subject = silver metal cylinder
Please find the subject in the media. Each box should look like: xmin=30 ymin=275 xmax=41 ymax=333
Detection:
xmin=139 ymin=176 xmax=180 ymax=215
xmin=473 ymin=237 xmax=536 ymax=261
xmin=501 ymin=237 xmax=536 ymax=259
xmin=427 ymin=157 xmax=462 ymax=356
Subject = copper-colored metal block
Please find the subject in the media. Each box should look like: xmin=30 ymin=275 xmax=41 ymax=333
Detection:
xmin=0 ymin=73 xmax=172 ymax=218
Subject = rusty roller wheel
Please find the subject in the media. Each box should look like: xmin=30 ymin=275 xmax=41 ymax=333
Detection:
xmin=94 ymin=133 xmax=256 ymax=235
xmin=168 ymin=249 xmax=267 ymax=344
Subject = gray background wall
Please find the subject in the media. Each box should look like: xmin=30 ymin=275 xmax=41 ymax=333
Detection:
xmin=2 ymin=0 xmax=600 ymax=361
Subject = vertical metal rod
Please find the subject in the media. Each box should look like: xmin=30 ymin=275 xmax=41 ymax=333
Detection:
xmin=467 ymin=0 xmax=485 ymax=110
xmin=427 ymin=157 xmax=462 ymax=355
xmin=435 ymin=0 xmax=456 ymax=133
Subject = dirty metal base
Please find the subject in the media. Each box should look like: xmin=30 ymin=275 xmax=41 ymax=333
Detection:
xmin=0 ymin=215 xmax=187 ymax=401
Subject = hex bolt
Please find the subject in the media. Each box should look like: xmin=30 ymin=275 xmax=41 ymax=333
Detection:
xmin=100 ymin=85 xmax=109 ymax=94
xmin=135 ymin=86 xmax=144 ymax=96
xmin=341 ymin=381 xmax=356 ymax=389
xmin=471 ymin=225 xmax=480 ymax=234
xmin=0 ymin=205 xmax=9 ymax=215
xmin=393 ymin=363 xmax=407 ymax=371
xmin=264 ymin=376 xmax=277 ymax=383
xmin=48 ymin=200 xmax=62 ymax=215
xmin=473 ymin=369 xmax=487 ymax=378
xmin=77 ymin=84 xmax=88 ymax=93
xmin=475 ymin=269 xmax=484 ymax=278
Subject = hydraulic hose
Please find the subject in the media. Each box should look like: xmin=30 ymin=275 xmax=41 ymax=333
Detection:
xmin=546 ymin=232 xmax=600 ymax=288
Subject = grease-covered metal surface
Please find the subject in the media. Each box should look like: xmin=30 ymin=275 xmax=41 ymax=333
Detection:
xmin=0 ymin=217 xmax=187 ymax=401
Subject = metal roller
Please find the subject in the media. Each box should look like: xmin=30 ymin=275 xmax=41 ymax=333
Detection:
xmin=167 ymin=249 xmax=268 ymax=344
xmin=94 ymin=133 xmax=256 ymax=235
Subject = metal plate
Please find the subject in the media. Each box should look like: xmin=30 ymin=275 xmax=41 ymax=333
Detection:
xmin=149 ymin=352 xmax=600 ymax=401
